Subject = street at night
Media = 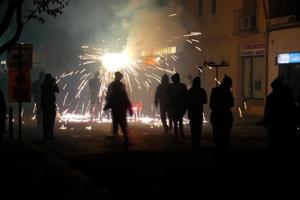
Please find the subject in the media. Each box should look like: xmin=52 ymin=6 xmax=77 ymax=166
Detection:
xmin=2 ymin=115 xmax=300 ymax=199
xmin=1 ymin=0 xmax=300 ymax=199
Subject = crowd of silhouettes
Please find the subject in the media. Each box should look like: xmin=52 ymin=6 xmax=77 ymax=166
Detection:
xmin=2 ymin=68 xmax=300 ymax=155
xmin=154 ymin=73 xmax=235 ymax=152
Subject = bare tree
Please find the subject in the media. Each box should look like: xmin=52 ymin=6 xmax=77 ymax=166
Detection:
xmin=0 ymin=0 xmax=70 ymax=55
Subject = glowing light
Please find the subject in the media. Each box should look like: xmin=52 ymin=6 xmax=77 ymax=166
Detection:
xmin=214 ymin=78 xmax=221 ymax=85
xmin=183 ymin=32 xmax=202 ymax=37
xmin=50 ymin=28 xmax=204 ymax=128
xmin=186 ymin=39 xmax=193 ymax=44
xmin=56 ymin=113 xmax=192 ymax=128
xmin=195 ymin=46 xmax=202 ymax=52
xmin=101 ymin=51 xmax=133 ymax=72
xmin=203 ymin=113 xmax=208 ymax=123
xmin=59 ymin=125 xmax=67 ymax=130
xmin=168 ymin=13 xmax=177 ymax=17
xmin=243 ymin=101 xmax=247 ymax=110
xmin=238 ymin=107 xmax=243 ymax=118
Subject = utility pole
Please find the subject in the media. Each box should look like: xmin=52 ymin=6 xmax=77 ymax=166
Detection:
xmin=18 ymin=44 xmax=23 ymax=141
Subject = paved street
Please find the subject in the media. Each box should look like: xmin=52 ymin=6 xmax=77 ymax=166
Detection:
xmin=2 ymin=115 xmax=300 ymax=199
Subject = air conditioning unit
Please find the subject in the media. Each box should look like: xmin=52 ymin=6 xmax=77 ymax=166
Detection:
xmin=240 ymin=15 xmax=256 ymax=31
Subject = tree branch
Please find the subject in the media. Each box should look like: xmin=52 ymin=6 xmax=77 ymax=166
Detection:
xmin=0 ymin=0 xmax=6 ymax=5
xmin=0 ymin=0 xmax=19 ymax=37
xmin=0 ymin=2 xmax=23 ymax=55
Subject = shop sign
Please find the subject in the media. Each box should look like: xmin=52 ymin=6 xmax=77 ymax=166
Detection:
xmin=241 ymin=42 xmax=265 ymax=56
xmin=277 ymin=52 xmax=300 ymax=64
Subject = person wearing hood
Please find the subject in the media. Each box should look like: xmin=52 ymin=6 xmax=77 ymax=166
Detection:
xmin=209 ymin=74 xmax=234 ymax=154
xmin=187 ymin=77 xmax=207 ymax=150
xmin=41 ymin=73 xmax=59 ymax=139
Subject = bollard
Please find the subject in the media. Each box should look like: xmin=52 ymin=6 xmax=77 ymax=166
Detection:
xmin=9 ymin=107 xmax=13 ymax=140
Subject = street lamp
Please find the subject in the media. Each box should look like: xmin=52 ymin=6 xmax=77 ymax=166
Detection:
xmin=204 ymin=60 xmax=230 ymax=86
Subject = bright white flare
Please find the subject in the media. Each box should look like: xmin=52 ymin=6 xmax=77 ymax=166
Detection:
xmin=101 ymin=51 xmax=133 ymax=72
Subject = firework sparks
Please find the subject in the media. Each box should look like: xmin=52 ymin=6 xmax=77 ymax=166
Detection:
xmin=243 ymin=101 xmax=247 ymax=110
xmin=238 ymin=107 xmax=243 ymax=118
xmin=44 ymin=25 xmax=205 ymax=128
xmin=186 ymin=39 xmax=193 ymax=44
xmin=195 ymin=46 xmax=202 ymax=52
xmin=101 ymin=50 xmax=134 ymax=72
xmin=168 ymin=13 xmax=177 ymax=17
xmin=183 ymin=32 xmax=202 ymax=37
xmin=214 ymin=78 xmax=221 ymax=85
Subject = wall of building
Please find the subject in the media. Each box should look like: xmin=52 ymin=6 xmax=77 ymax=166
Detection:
xmin=182 ymin=0 xmax=268 ymax=115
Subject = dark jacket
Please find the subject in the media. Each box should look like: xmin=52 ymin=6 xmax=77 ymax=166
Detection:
xmin=262 ymin=86 xmax=296 ymax=129
xmin=154 ymin=83 xmax=170 ymax=108
xmin=0 ymin=90 xmax=6 ymax=122
xmin=41 ymin=80 xmax=59 ymax=110
xmin=187 ymin=87 xmax=207 ymax=119
xmin=105 ymin=80 xmax=131 ymax=113
xmin=167 ymin=82 xmax=187 ymax=118
xmin=89 ymin=77 xmax=101 ymax=96
xmin=209 ymin=85 xmax=234 ymax=125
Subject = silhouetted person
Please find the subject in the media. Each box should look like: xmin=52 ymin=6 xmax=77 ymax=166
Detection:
xmin=89 ymin=71 xmax=101 ymax=120
xmin=259 ymin=78 xmax=297 ymax=152
xmin=32 ymin=71 xmax=45 ymax=128
xmin=168 ymin=73 xmax=187 ymax=139
xmin=0 ymin=90 xmax=7 ymax=142
xmin=187 ymin=77 xmax=207 ymax=150
xmin=41 ymin=74 xmax=59 ymax=139
xmin=154 ymin=74 xmax=172 ymax=133
xmin=210 ymin=75 xmax=234 ymax=155
xmin=104 ymin=71 xmax=133 ymax=145
xmin=297 ymin=93 xmax=300 ymax=135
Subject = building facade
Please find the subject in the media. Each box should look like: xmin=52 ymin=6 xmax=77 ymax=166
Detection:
xmin=181 ymin=0 xmax=300 ymax=115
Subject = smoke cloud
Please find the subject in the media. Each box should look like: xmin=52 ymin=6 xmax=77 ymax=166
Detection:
xmin=111 ymin=0 xmax=187 ymax=57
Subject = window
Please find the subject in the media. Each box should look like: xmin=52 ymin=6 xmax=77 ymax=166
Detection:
xmin=211 ymin=0 xmax=216 ymax=15
xmin=243 ymin=0 xmax=256 ymax=16
xmin=269 ymin=0 xmax=300 ymax=18
xmin=279 ymin=64 xmax=300 ymax=98
xmin=243 ymin=57 xmax=266 ymax=99
xmin=198 ymin=0 xmax=203 ymax=17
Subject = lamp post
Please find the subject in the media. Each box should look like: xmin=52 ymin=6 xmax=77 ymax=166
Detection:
xmin=204 ymin=61 xmax=230 ymax=86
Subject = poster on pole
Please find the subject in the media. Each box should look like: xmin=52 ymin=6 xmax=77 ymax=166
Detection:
xmin=7 ymin=44 xmax=33 ymax=69
xmin=8 ymin=69 xmax=31 ymax=103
